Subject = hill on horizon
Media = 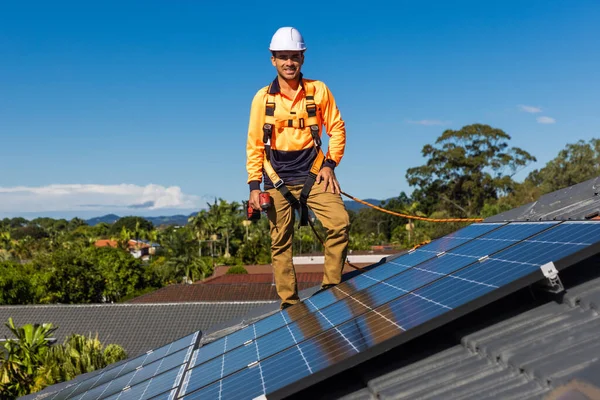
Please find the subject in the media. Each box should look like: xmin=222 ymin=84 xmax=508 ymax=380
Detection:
xmin=83 ymin=198 xmax=385 ymax=226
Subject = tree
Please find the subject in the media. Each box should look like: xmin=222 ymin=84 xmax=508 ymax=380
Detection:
xmin=87 ymin=246 xmax=149 ymax=303
xmin=526 ymin=138 xmax=600 ymax=194
xmin=406 ymin=124 xmax=536 ymax=217
xmin=41 ymin=333 xmax=127 ymax=384
xmin=188 ymin=211 xmax=209 ymax=258
xmin=0 ymin=262 xmax=35 ymax=305
xmin=110 ymin=216 xmax=153 ymax=235
xmin=0 ymin=318 xmax=57 ymax=397
xmin=0 ymin=318 xmax=127 ymax=399
xmin=34 ymin=248 xmax=105 ymax=303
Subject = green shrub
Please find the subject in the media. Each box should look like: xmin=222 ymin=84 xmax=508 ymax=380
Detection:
xmin=226 ymin=265 xmax=248 ymax=274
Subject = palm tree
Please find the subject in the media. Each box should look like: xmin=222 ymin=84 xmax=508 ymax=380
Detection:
xmin=188 ymin=211 xmax=209 ymax=258
xmin=219 ymin=201 xmax=242 ymax=258
xmin=113 ymin=226 xmax=132 ymax=251
xmin=0 ymin=231 xmax=13 ymax=261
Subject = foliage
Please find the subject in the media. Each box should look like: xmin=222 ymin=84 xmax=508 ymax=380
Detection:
xmin=41 ymin=333 xmax=127 ymax=384
xmin=0 ymin=318 xmax=127 ymax=399
xmin=0 ymin=262 xmax=35 ymax=305
xmin=109 ymin=216 xmax=154 ymax=235
xmin=33 ymin=248 xmax=106 ymax=303
xmin=0 ymin=317 xmax=57 ymax=398
xmin=526 ymin=138 xmax=600 ymax=194
xmin=406 ymin=123 xmax=536 ymax=217
xmin=226 ymin=265 xmax=248 ymax=274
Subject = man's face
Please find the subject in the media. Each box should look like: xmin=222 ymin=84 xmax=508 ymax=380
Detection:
xmin=271 ymin=51 xmax=304 ymax=81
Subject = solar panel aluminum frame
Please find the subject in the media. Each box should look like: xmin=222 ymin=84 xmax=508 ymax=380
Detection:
xmin=263 ymin=221 xmax=600 ymax=400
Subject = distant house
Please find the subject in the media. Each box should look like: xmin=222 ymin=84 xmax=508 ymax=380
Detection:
xmin=93 ymin=239 xmax=160 ymax=260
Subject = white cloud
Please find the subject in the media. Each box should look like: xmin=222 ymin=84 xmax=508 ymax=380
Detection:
xmin=0 ymin=183 xmax=204 ymax=214
xmin=407 ymin=119 xmax=451 ymax=126
xmin=537 ymin=116 xmax=556 ymax=124
xmin=519 ymin=105 xmax=542 ymax=113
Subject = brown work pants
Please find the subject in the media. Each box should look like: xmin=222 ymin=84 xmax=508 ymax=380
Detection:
xmin=266 ymin=181 xmax=350 ymax=307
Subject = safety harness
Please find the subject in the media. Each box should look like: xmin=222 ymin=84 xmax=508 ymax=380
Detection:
xmin=262 ymin=80 xmax=325 ymax=226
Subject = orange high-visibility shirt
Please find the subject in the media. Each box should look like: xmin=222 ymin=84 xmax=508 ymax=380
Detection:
xmin=246 ymin=75 xmax=346 ymax=191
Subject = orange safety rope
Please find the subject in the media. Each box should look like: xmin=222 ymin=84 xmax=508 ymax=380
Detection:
xmin=340 ymin=191 xmax=484 ymax=223
xmin=410 ymin=240 xmax=431 ymax=251
xmin=304 ymin=192 xmax=481 ymax=271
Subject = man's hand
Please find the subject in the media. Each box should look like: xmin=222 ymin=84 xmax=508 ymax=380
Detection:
xmin=316 ymin=167 xmax=341 ymax=194
xmin=249 ymin=190 xmax=261 ymax=210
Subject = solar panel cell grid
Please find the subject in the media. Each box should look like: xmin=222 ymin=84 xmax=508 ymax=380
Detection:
xmin=178 ymin=222 xmax=556 ymax=393
xmin=186 ymin=222 xmax=506 ymax=370
xmin=178 ymin=222 xmax=600 ymax=400
xmin=49 ymin=331 xmax=198 ymax=400
xmin=103 ymin=365 xmax=185 ymax=400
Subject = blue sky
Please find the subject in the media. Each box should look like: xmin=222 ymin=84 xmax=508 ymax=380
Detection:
xmin=1 ymin=0 xmax=599 ymax=218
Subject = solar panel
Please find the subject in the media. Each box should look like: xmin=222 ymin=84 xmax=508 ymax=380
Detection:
xmin=178 ymin=221 xmax=600 ymax=400
xmin=49 ymin=331 xmax=199 ymax=400
xmin=176 ymin=221 xmax=556 ymax=394
xmin=192 ymin=222 xmax=507 ymax=368
xmin=40 ymin=221 xmax=600 ymax=400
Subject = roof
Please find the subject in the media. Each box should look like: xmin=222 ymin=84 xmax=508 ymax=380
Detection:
xmin=326 ymin=256 xmax=600 ymax=400
xmin=93 ymin=239 xmax=157 ymax=249
xmin=211 ymin=263 xmax=373 ymax=277
xmin=0 ymin=302 xmax=272 ymax=358
xmin=485 ymin=176 xmax=600 ymax=222
xmin=126 ymin=282 xmax=320 ymax=303
xmin=199 ymin=272 xmax=324 ymax=285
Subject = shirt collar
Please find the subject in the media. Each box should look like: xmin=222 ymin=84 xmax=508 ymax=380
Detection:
xmin=268 ymin=73 xmax=305 ymax=94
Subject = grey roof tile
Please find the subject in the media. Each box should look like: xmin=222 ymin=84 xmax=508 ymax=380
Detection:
xmin=564 ymin=278 xmax=600 ymax=310
xmin=523 ymin=337 xmax=600 ymax=386
xmin=368 ymin=347 xmax=484 ymax=398
xmin=489 ymin=310 xmax=600 ymax=371
xmin=337 ymin=388 xmax=377 ymax=400
xmin=0 ymin=302 xmax=271 ymax=358
xmin=460 ymin=302 xmax=574 ymax=355
xmin=464 ymin=307 xmax=597 ymax=364
xmin=365 ymin=345 xmax=471 ymax=384
xmin=571 ymin=360 xmax=600 ymax=387
xmin=418 ymin=371 xmax=541 ymax=400
xmin=377 ymin=358 xmax=516 ymax=400
xmin=448 ymin=375 xmax=546 ymax=400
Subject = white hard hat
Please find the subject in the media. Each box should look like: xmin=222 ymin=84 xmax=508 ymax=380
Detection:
xmin=269 ymin=27 xmax=307 ymax=51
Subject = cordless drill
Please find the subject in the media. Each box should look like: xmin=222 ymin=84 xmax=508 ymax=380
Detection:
xmin=246 ymin=192 xmax=271 ymax=221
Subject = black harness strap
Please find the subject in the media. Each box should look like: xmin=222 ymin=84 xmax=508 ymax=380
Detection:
xmin=262 ymin=80 xmax=324 ymax=226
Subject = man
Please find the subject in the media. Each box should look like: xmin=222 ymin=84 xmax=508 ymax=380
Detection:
xmin=246 ymin=27 xmax=350 ymax=310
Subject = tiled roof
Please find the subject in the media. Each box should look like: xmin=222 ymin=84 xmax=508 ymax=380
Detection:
xmin=211 ymin=263 xmax=373 ymax=277
xmin=127 ymin=282 xmax=320 ymax=303
xmin=200 ymin=272 xmax=324 ymax=284
xmin=329 ymin=261 xmax=600 ymax=400
xmin=0 ymin=302 xmax=271 ymax=358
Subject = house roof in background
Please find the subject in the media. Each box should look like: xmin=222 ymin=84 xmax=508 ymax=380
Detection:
xmin=126 ymin=282 xmax=321 ymax=303
xmin=211 ymin=263 xmax=373 ymax=277
xmin=0 ymin=302 xmax=272 ymax=359
xmin=199 ymin=272 xmax=324 ymax=285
